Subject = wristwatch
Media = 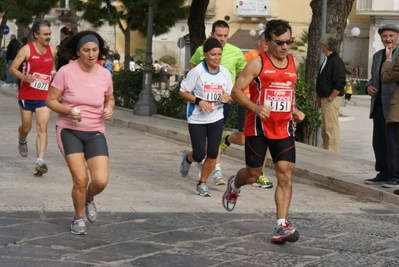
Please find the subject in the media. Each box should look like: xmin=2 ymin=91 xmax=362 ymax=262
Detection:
xmin=327 ymin=97 xmax=333 ymax=102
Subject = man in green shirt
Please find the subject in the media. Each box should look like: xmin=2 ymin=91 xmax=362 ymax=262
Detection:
xmin=190 ymin=20 xmax=247 ymax=185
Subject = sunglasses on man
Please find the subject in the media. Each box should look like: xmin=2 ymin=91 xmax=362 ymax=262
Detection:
xmin=271 ymin=39 xmax=294 ymax=46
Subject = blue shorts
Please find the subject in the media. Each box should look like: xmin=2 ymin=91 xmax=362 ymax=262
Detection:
xmin=18 ymin=100 xmax=46 ymax=112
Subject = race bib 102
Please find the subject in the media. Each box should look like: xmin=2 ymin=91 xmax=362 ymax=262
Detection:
xmin=202 ymin=84 xmax=224 ymax=102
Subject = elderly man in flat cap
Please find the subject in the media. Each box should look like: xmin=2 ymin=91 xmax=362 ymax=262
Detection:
xmin=364 ymin=24 xmax=399 ymax=188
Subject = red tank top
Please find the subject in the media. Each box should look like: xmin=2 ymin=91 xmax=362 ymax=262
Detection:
xmin=244 ymin=52 xmax=298 ymax=139
xmin=19 ymin=42 xmax=54 ymax=100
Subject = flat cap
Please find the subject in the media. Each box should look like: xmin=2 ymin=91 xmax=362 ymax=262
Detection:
xmin=378 ymin=24 xmax=399 ymax=34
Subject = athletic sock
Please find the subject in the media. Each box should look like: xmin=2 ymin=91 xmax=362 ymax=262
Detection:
xmin=276 ymin=218 xmax=286 ymax=227
xmin=225 ymin=135 xmax=231 ymax=146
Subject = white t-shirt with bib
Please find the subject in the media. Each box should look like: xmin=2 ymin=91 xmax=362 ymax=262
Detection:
xmin=180 ymin=61 xmax=233 ymax=124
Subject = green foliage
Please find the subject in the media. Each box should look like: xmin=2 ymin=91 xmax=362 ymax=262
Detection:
xmin=290 ymin=29 xmax=308 ymax=53
xmin=131 ymin=47 xmax=146 ymax=62
xmin=71 ymin=0 xmax=189 ymax=37
xmin=154 ymin=79 xmax=187 ymax=120
xmin=159 ymin=54 xmax=177 ymax=66
xmin=0 ymin=58 xmax=6 ymax=81
xmin=225 ymin=103 xmax=239 ymax=129
xmin=112 ymin=69 xmax=161 ymax=109
xmin=1 ymin=0 xmax=59 ymax=26
xmin=294 ymin=75 xmax=321 ymax=144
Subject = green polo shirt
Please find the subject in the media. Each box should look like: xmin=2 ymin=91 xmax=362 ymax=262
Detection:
xmin=190 ymin=43 xmax=247 ymax=84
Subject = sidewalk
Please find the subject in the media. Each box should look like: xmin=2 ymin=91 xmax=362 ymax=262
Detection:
xmin=1 ymin=83 xmax=399 ymax=266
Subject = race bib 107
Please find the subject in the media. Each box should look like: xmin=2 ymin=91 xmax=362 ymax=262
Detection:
xmin=30 ymin=72 xmax=51 ymax=91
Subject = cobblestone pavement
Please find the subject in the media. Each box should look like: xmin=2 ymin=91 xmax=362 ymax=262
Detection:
xmin=1 ymin=86 xmax=399 ymax=266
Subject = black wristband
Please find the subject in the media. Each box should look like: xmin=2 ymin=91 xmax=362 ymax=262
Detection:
xmin=294 ymin=104 xmax=301 ymax=111
xmin=195 ymin=97 xmax=202 ymax=105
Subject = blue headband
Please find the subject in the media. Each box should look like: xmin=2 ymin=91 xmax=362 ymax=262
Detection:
xmin=77 ymin=35 xmax=99 ymax=50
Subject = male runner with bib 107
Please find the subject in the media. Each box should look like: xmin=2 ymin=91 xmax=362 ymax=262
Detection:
xmin=10 ymin=19 xmax=56 ymax=176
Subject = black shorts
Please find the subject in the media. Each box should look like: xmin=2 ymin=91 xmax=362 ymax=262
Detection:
xmin=188 ymin=119 xmax=224 ymax=162
xmin=345 ymin=93 xmax=352 ymax=101
xmin=56 ymin=126 xmax=109 ymax=159
xmin=245 ymin=136 xmax=295 ymax=168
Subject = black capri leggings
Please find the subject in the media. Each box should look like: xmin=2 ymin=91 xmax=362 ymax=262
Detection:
xmin=188 ymin=119 xmax=224 ymax=162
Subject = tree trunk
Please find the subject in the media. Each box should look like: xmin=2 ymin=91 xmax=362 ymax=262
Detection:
xmin=69 ymin=4 xmax=79 ymax=35
xmin=306 ymin=0 xmax=354 ymax=84
xmin=16 ymin=21 xmax=29 ymax=42
xmin=123 ymin=28 xmax=130 ymax=70
xmin=188 ymin=0 xmax=209 ymax=56
xmin=26 ymin=12 xmax=46 ymax=42
xmin=0 ymin=13 xmax=7 ymax=48
xmin=302 ymin=0 xmax=354 ymax=145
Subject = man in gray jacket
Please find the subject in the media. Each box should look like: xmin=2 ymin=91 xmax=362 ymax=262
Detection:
xmin=364 ymin=24 xmax=399 ymax=188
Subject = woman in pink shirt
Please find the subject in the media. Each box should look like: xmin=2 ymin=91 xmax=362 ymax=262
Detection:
xmin=46 ymin=31 xmax=114 ymax=235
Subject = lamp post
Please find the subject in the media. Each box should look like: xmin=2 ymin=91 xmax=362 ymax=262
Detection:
xmin=134 ymin=0 xmax=157 ymax=116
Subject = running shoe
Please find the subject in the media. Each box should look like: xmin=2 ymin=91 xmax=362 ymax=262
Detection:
xmin=271 ymin=220 xmax=300 ymax=244
xmin=85 ymin=200 xmax=97 ymax=223
xmin=70 ymin=217 xmax=87 ymax=235
xmin=213 ymin=169 xmax=226 ymax=185
xmin=178 ymin=150 xmax=191 ymax=178
xmin=220 ymin=131 xmax=231 ymax=154
xmin=196 ymin=183 xmax=211 ymax=197
xmin=35 ymin=161 xmax=48 ymax=175
xmin=18 ymin=137 xmax=28 ymax=157
xmin=252 ymin=172 xmax=273 ymax=188
xmin=222 ymin=175 xmax=240 ymax=211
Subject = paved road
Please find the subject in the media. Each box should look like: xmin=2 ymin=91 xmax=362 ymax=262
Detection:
xmin=0 ymin=87 xmax=399 ymax=266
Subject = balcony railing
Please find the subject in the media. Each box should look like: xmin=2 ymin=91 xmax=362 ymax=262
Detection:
xmin=357 ymin=0 xmax=399 ymax=15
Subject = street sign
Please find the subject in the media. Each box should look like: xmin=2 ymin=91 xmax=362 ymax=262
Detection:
xmin=3 ymin=25 xmax=10 ymax=35
xmin=177 ymin=37 xmax=185 ymax=49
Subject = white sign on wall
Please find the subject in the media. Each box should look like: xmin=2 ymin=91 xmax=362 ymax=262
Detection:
xmin=236 ymin=0 xmax=268 ymax=16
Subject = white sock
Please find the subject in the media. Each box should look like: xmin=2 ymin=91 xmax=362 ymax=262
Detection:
xmin=276 ymin=218 xmax=286 ymax=227
xmin=231 ymin=177 xmax=240 ymax=191
xmin=36 ymin=158 xmax=43 ymax=164
xmin=214 ymin=163 xmax=221 ymax=171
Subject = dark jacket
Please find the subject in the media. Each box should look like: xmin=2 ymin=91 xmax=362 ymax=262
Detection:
xmin=316 ymin=52 xmax=346 ymax=97
xmin=366 ymin=47 xmax=399 ymax=119
xmin=57 ymin=37 xmax=69 ymax=71
xmin=6 ymin=39 xmax=20 ymax=61
xmin=381 ymin=59 xmax=399 ymax=123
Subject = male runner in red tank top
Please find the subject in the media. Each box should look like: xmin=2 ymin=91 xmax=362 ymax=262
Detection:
xmin=10 ymin=19 xmax=56 ymax=176
xmin=222 ymin=19 xmax=305 ymax=244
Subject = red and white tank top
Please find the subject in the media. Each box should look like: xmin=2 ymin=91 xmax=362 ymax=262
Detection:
xmin=18 ymin=42 xmax=54 ymax=100
xmin=244 ymin=52 xmax=298 ymax=139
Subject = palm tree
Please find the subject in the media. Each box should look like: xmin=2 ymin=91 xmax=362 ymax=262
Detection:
xmin=290 ymin=29 xmax=308 ymax=53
